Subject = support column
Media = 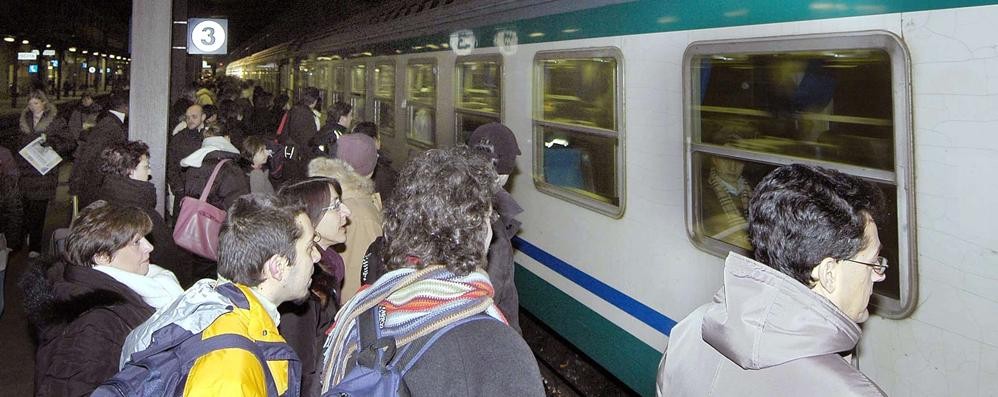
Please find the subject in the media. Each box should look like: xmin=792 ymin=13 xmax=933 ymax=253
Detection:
xmin=130 ymin=0 xmax=172 ymax=215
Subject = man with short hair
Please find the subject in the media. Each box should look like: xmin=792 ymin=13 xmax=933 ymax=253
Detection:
xmin=656 ymin=164 xmax=887 ymax=396
xmin=119 ymin=194 xmax=320 ymax=396
xmin=166 ymin=104 xmax=207 ymax=221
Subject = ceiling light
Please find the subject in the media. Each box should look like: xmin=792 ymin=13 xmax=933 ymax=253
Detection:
xmin=68 ymin=47 xmax=77 ymax=52
xmin=3 ymin=36 xmax=14 ymax=43
xmin=21 ymin=39 xmax=29 ymax=44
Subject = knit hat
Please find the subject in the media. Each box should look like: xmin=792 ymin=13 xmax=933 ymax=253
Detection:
xmin=335 ymin=133 xmax=378 ymax=176
xmin=467 ymin=122 xmax=520 ymax=174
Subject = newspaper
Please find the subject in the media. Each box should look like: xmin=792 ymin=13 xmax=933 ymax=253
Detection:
xmin=18 ymin=136 xmax=62 ymax=175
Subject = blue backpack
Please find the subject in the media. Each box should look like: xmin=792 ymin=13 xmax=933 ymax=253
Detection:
xmin=323 ymin=307 xmax=497 ymax=397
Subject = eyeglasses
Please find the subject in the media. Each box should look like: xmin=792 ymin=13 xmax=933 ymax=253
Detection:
xmin=842 ymin=256 xmax=889 ymax=275
xmin=322 ymin=198 xmax=344 ymax=213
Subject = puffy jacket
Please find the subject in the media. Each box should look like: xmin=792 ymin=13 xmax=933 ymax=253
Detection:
xmin=15 ymin=103 xmax=73 ymax=200
xmin=121 ymin=281 xmax=300 ymax=396
xmin=180 ymin=136 xmax=250 ymax=211
xmin=657 ymin=252 xmax=886 ymax=396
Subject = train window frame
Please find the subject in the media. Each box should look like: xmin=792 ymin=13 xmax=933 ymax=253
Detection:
xmin=682 ymin=31 xmax=917 ymax=319
xmin=374 ymin=59 xmax=397 ymax=136
xmin=454 ymin=54 xmax=503 ymax=145
xmin=406 ymin=58 xmax=438 ymax=148
xmin=349 ymin=61 xmax=369 ymax=122
xmin=532 ymin=48 xmax=626 ymax=218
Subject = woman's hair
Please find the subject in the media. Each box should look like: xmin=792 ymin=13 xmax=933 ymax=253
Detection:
xmin=99 ymin=140 xmax=150 ymax=176
xmin=241 ymin=135 xmax=268 ymax=161
xmin=64 ymin=201 xmax=153 ymax=267
xmin=202 ymin=123 xmax=225 ymax=138
xmin=28 ymin=89 xmax=49 ymax=104
xmin=382 ymin=146 xmax=498 ymax=275
xmin=277 ymin=176 xmax=344 ymax=226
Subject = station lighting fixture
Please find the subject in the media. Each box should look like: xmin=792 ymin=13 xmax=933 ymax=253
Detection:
xmin=3 ymin=36 xmax=14 ymax=43
xmin=21 ymin=39 xmax=29 ymax=44
xmin=82 ymin=50 xmax=88 ymax=54
xmin=68 ymin=47 xmax=77 ymax=52
xmin=45 ymin=44 xmax=51 ymax=48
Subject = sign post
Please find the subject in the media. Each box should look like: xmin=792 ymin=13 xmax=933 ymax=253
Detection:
xmin=187 ymin=18 xmax=228 ymax=55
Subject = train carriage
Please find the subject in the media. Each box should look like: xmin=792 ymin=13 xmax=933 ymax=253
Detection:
xmin=228 ymin=1 xmax=998 ymax=395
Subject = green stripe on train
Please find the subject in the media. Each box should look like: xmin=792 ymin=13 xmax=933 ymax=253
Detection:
xmin=515 ymin=264 xmax=660 ymax=397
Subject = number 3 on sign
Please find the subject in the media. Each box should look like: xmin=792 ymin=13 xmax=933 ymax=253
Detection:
xmin=192 ymin=20 xmax=226 ymax=53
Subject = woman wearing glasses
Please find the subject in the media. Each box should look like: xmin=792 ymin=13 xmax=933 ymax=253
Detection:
xmin=276 ymin=177 xmax=352 ymax=397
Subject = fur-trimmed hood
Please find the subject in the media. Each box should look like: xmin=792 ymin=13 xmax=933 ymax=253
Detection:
xmin=19 ymin=258 xmax=150 ymax=332
xmin=19 ymin=102 xmax=59 ymax=135
xmin=308 ymin=157 xmax=375 ymax=199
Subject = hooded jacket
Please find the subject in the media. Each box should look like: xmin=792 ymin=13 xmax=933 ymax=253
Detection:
xmin=657 ymin=252 xmax=885 ymax=397
xmin=308 ymin=157 xmax=383 ymax=303
xmin=20 ymin=259 xmax=155 ymax=397
xmin=180 ymin=136 xmax=250 ymax=211
xmin=16 ymin=102 xmax=72 ymax=200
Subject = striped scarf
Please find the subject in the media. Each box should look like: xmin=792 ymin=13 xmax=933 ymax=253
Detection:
xmin=320 ymin=265 xmax=506 ymax=390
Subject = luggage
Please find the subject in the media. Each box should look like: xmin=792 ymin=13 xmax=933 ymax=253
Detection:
xmin=172 ymin=159 xmax=229 ymax=261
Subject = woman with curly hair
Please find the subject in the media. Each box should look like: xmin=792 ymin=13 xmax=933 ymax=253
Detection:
xmin=320 ymin=147 xmax=544 ymax=396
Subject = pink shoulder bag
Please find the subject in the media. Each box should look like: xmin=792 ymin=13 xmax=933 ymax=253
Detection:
xmin=173 ymin=159 xmax=230 ymax=261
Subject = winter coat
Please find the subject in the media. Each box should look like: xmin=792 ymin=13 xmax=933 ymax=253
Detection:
xmin=310 ymin=122 xmax=346 ymax=158
xmin=66 ymin=102 xmax=102 ymax=140
xmin=181 ymin=137 xmax=250 ymax=211
xmin=195 ymin=88 xmax=215 ymax=106
xmin=372 ymin=153 xmax=399 ymax=203
xmin=278 ymin=291 xmax=337 ymax=397
xmin=20 ymin=259 xmax=155 ymax=397
xmin=16 ymin=103 xmax=72 ymax=200
xmin=167 ymin=127 xmax=204 ymax=200
xmin=96 ymin=174 xmax=192 ymax=287
xmin=70 ymin=112 xmax=127 ymax=207
xmin=656 ymin=252 xmax=886 ymax=397
xmin=487 ymin=189 xmax=523 ymax=332
xmin=307 ymin=158 xmax=383 ymax=303
xmin=277 ymin=104 xmax=319 ymax=183
xmin=0 ymin=147 xmax=23 ymax=250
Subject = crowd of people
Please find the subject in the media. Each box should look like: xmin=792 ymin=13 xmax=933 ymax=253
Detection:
xmin=0 ymin=77 xmax=890 ymax=396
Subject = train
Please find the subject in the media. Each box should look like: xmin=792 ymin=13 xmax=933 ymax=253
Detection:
xmin=226 ymin=1 xmax=998 ymax=395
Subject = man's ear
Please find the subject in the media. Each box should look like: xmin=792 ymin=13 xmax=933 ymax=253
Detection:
xmin=811 ymin=257 xmax=838 ymax=294
xmin=264 ymin=255 xmax=288 ymax=282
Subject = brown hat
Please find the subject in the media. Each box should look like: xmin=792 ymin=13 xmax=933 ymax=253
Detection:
xmin=335 ymin=133 xmax=378 ymax=176
xmin=467 ymin=122 xmax=520 ymax=174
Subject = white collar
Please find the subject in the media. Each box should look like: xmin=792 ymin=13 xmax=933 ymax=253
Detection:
xmin=109 ymin=109 xmax=126 ymax=123
xmin=246 ymin=285 xmax=281 ymax=326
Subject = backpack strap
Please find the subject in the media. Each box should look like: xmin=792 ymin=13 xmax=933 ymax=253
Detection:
xmin=355 ymin=305 xmax=398 ymax=370
xmin=199 ymin=158 xmax=231 ymax=202
xmin=276 ymin=111 xmax=289 ymax=137
xmin=177 ymin=334 xmax=282 ymax=397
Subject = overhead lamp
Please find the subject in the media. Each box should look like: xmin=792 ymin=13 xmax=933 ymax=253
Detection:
xmin=81 ymin=50 xmax=88 ymax=54
xmin=68 ymin=47 xmax=77 ymax=52
xmin=45 ymin=44 xmax=51 ymax=48
xmin=3 ymin=36 xmax=14 ymax=43
xmin=21 ymin=39 xmax=29 ymax=44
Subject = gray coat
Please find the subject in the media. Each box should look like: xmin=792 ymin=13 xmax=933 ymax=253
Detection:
xmin=657 ymin=252 xmax=886 ymax=397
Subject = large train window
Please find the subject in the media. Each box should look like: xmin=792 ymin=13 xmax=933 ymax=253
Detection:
xmin=374 ymin=61 xmax=396 ymax=136
xmin=332 ymin=65 xmax=346 ymax=104
xmin=684 ymin=32 xmax=915 ymax=318
xmin=406 ymin=59 xmax=436 ymax=147
xmin=532 ymin=49 xmax=624 ymax=218
xmin=454 ymin=55 xmax=501 ymax=145
xmin=350 ymin=63 xmax=368 ymax=122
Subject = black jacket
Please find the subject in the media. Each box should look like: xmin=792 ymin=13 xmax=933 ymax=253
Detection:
xmin=0 ymin=147 xmax=23 ymax=250
xmin=167 ymin=127 xmax=204 ymax=199
xmin=372 ymin=154 xmax=399 ymax=204
xmin=71 ymin=112 xmax=127 ymax=207
xmin=20 ymin=258 xmax=155 ymax=397
xmin=182 ymin=150 xmax=250 ymax=211
xmin=15 ymin=104 xmax=73 ymax=200
xmin=486 ymin=189 xmax=524 ymax=332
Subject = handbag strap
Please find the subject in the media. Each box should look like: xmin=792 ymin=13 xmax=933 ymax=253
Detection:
xmin=199 ymin=159 xmax=231 ymax=202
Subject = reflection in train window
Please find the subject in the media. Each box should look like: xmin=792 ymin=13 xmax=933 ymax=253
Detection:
xmin=350 ymin=63 xmax=367 ymax=121
xmin=375 ymin=62 xmax=395 ymax=134
xmin=407 ymin=60 xmax=437 ymax=146
xmin=533 ymin=49 xmax=624 ymax=217
xmin=455 ymin=112 xmax=499 ymax=145
xmin=455 ymin=56 xmax=502 ymax=144
xmin=332 ymin=65 xmax=347 ymax=104
xmin=684 ymin=33 xmax=915 ymax=318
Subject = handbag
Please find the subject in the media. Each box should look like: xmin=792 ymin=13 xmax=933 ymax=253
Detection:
xmin=172 ymin=159 xmax=230 ymax=261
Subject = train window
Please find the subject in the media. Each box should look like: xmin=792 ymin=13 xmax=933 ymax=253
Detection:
xmin=350 ymin=63 xmax=367 ymax=122
xmin=375 ymin=61 xmax=396 ymax=135
xmin=684 ymin=32 xmax=916 ymax=318
xmin=332 ymin=65 xmax=346 ymax=104
xmin=407 ymin=59 xmax=437 ymax=146
xmin=455 ymin=55 xmax=501 ymax=144
xmin=533 ymin=49 xmax=624 ymax=218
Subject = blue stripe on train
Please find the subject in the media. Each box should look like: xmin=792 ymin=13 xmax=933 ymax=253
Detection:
xmin=512 ymin=236 xmax=678 ymax=336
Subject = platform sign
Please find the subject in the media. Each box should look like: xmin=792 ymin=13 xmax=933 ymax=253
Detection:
xmin=42 ymin=49 xmax=56 ymax=56
xmin=28 ymin=64 xmax=38 ymax=73
xmin=450 ymin=30 xmax=476 ymax=56
xmin=187 ymin=18 xmax=228 ymax=55
xmin=17 ymin=52 xmax=37 ymax=61
xmin=494 ymin=30 xmax=518 ymax=56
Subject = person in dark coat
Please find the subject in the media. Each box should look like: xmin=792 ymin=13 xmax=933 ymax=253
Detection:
xmin=167 ymin=104 xmax=207 ymax=222
xmin=311 ymin=101 xmax=352 ymax=158
xmin=277 ymin=87 xmax=321 ymax=184
xmin=19 ymin=202 xmax=183 ymax=397
xmin=468 ymin=122 xmax=524 ymax=332
xmin=97 ymin=140 xmax=193 ymax=287
xmin=0 ymin=146 xmax=23 ymax=252
xmin=246 ymin=91 xmax=276 ymax=137
xmin=179 ymin=124 xmax=250 ymax=280
xmin=65 ymin=92 xmax=101 ymax=142
xmin=352 ymin=120 xmax=398 ymax=203
xmin=71 ymin=93 xmax=128 ymax=208
xmin=15 ymin=90 xmax=72 ymax=255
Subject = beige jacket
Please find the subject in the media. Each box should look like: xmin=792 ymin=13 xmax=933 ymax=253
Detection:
xmin=309 ymin=158 xmax=383 ymax=303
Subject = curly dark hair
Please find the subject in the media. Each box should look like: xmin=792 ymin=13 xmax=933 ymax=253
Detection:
xmin=99 ymin=140 xmax=150 ymax=176
xmin=748 ymin=164 xmax=885 ymax=285
xmin=382 ymin=146 xmax=498 ymax=276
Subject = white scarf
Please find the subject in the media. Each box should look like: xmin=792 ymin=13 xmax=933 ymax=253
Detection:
xmin=93 ymin=264 xmax=185 ymax=310
xmin=180 ymin=136 xmax=240 ymax=168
